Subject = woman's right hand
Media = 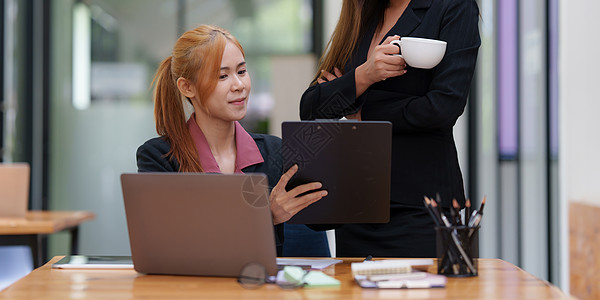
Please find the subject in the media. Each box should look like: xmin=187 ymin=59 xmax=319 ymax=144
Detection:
xmin=355 ymin=35 xmax=408 ymax=96
xmin=269 ymin=164 xmax=327 ymax=225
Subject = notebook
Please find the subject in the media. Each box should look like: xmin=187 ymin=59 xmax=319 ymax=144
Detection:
xmin=281 ymin=120 xmax=392 ymax=224
xmin=120 ymin=173 xmax=278 ymax=276
xmin=0 ymin=163 xmax=30 ymax=218
xmin=351 ymin=259 xmax=444 ymax=289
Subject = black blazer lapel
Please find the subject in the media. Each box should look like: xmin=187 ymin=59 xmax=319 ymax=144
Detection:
xmin=383 ymin=0 xmax=432 ymax=42
xmin=352 ymin=0 xmax=433 ymax=68
xmin=242 ymin=164 xmax=258 ymax=173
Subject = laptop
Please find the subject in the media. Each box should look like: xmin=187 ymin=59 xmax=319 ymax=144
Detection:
xmin=282 ymin=120 xmax=392 ymax=224
xmin=0 ymin=163 xmax=30 ymax=218
xmin=120 ymin=173 xmax=278 ymax=276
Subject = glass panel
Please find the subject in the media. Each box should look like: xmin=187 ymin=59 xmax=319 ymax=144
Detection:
xmin=1 ymin=0 xmax=36 ymax=289
xmin=497 ymin=0 xmax=518 ymax=160
xmin=184 ymin=0 xmax=313 ymax=132
xmin=49 ymin=0 xmax=312 ymax=257
xmin=548 ymin=0 xmax=560 ymax=286
xmin=50 ymin=0 xmax=176 ymax=257
xmin=476 ymin=0 xmax=500 ymax=260
xmin=496 ymin=0 xmax=521 ymax=268
xmin=519 ymin=0 xmax=548 ymax=281
xmin=2 ymin=0 xmax=29 ymax=162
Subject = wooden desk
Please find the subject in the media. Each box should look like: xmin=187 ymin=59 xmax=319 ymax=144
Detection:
xmin=0 ymin=257 xmax=573 ymax=299
xmin=0 ymin=211 xmax=95 ymax=268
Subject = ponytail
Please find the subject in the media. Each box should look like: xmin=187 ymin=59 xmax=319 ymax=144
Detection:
xmin=152 ymin=56 xmax=203 ymax=172
xmin=151 ymin=25 xmax=243 ymax=173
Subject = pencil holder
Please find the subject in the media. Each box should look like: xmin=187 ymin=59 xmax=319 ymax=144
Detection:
xmin=435 ymin=226 xmax=479 ymax=277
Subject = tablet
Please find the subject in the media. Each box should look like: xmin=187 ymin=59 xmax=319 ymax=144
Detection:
xmin=282 ymin=120 xmax=392 ymax=224
xmin=52 ymin=255 xmax=134 ymax=269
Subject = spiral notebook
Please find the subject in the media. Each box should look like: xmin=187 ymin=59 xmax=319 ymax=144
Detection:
xmin=351 ymin=259 xmax=434 ymax=276
xmin=351 ymin=259 xmax=445 ymax=289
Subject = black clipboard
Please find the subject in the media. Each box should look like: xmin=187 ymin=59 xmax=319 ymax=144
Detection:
xmin=282 ymin=120 xmax=391 ymax=224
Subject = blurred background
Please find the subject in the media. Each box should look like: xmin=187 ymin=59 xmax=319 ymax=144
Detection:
xmin=1 ymin=0 xmax=599 ymax=299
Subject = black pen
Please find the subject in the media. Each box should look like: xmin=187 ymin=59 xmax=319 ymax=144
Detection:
xmin=452 ymin=199 xmax=461 ymax=225
xmin=449 ymin=201 xmax=456 ymax=225
xmin=465 ymin=199 xmax=471 ymax=226
xmin=479 ymin=196 xmax=486 ymax=215
xmin=423 ymin=197 xmax=442 ymax=226
xmin=430 ymin=197 xmax=444 ymax=226
xmin=469 ymin=197 xmax=486 ymax=228
xmin=468 ymin=197 xmax=487 ymax=242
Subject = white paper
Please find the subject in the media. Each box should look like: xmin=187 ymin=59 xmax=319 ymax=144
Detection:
xmin=276 ymin=258 xmax=343 ymax=270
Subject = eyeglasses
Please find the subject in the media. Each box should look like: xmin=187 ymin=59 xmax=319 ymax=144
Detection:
xmin=237 ymin=262 xmax=307 ymax=289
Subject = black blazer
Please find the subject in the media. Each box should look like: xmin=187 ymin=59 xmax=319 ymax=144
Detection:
xmin=300 ymin=0 xmax=480 ymax=208
xmin=136 ymin=133 xmax=286 ymax=255
xmin=137 ymin=133 xmax=283 ymax=188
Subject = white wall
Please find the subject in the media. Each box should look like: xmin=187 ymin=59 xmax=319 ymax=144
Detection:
xmin=323 ymin=0 xmax=341 ymax=48
xmin=560 ymin=1 xmax=600 ymax=204
xmin=559 ymin=0 xmax=600 ymax=293
xmin=269 ymin=55 xmax=316 ymax=137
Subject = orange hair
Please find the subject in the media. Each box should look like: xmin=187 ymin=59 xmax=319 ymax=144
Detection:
xmin=151 ymin=25 xmax=245 ymax=172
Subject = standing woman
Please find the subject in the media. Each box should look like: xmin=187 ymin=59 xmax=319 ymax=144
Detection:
xmin=137 ymin=25 xmax=328 ymax=256
xmin=300 ymin=0 xmax=480 ymax=257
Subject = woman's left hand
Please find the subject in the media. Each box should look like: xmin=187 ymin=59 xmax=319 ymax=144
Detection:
xmin=269 ymin=164 xmax=328 ymax=225
xmin=317 ymin=68 xmax=362 ymax=120
xmin=317 ymin=67 xmax=343 ymax=84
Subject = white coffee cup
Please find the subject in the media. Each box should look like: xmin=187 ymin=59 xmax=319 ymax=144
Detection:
xmin=390 ymin=37 xmax=447 ymax=69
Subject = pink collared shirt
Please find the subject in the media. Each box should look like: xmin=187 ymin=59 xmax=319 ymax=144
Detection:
xmin=187 ymin=114 xmax=264 ymax=173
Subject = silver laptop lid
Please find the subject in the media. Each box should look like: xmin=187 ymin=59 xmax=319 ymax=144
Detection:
xmin=120 ymin=173 xmax=277 ymax=277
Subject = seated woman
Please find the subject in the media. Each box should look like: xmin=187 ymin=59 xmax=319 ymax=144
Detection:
xmin=136 ymin=25 xmax=328 ymax=256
